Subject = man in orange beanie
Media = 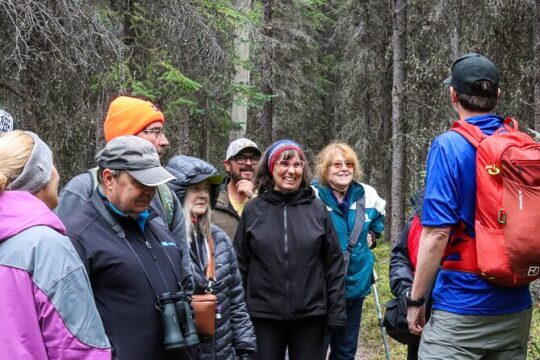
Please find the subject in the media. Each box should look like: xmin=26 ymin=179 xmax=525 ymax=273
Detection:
xmin=55 ymin=96 xmax=193 ymax=291
xmin=104 ymin=96 xmax=169 ymax=155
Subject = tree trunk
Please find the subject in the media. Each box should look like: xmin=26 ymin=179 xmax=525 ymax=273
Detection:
xmin=260 ymin=0 xmax=273 ymax=147
xmin=230 ymin=0 xmax=252 ymax=141
xmin=390 ymin=0 xmax=407 ymax=244
xmin=534 ymin=0 xmax=540 ymax=133
xmin=449 ymin=0 xmax=461 ymax=59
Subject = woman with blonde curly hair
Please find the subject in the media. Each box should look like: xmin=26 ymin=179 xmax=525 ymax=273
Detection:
xmin=313 ymin=141 xmax=386 ymax=360
xmin=0 ymin=130 xmax=110 ymax=359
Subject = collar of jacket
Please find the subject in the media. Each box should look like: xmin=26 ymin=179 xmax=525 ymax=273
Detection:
xmin=260 ymin=187 xmax=315 ymax=206
xmin=215 ymin=185 xmax=240 ymax=218
xmin=97 ymin=187 xmax=151 ymax=231
xmin=315 ymin=181 xmax=364 ymax=213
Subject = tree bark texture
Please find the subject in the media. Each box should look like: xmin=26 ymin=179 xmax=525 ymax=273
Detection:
xmin=260 ymin=0 xmax=273 ymax=147
xmin=230 ymin=0 xmax=252 ymax=141
xmin=390 ymin=0 xmax=407 ymax=244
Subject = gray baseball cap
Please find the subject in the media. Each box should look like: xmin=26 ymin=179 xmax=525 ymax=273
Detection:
xmin=226 ymin=138 xmax=261 ymax=160
xmin=98 ymin=135 xmax=175 ymax=186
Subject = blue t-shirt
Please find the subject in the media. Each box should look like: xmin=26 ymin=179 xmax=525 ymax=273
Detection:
xmin=423 ymin=114 xmax=531 ymax=315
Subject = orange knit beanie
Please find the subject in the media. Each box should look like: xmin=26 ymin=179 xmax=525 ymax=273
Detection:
xmin=104 ymin=96 xmax=165 ymax=142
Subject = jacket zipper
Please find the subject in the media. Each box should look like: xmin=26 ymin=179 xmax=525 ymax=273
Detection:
xmin=283 ymin=204 xmax=290 ymax=319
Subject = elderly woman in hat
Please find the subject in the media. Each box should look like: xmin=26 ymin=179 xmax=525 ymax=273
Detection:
xmin=0 ymin=130 xmax=110 ymax=358
xmin=233 ymin=139 xmax=347 ymax=360
xmin=166 ymin=155 xmax=256 ymax=360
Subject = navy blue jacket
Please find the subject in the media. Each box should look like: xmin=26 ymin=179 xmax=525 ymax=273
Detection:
xmin=65 ymin=192 xmax=192 ymax=360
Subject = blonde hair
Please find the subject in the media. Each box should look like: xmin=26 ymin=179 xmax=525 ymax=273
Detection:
xmin=315 ymin=142 xmax=363 ymax=186
xmin=0 ymin=130 xmax=34 ymax=192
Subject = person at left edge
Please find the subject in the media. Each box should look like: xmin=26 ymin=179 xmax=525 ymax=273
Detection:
xmin=0 ymin=130 xmax=111 ymax=359
xmin=64 ymin=136 xmax=196 ymax=360
xmin=0 ymin=109 xmax=18 ymax=134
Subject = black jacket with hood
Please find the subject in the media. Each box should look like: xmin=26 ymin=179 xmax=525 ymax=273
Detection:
xmin=233 ymin=187 xmax=347 ymax=327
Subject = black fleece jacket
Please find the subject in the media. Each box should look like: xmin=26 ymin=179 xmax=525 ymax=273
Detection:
xmin=233 ymin=187 xmax=347 ymax=327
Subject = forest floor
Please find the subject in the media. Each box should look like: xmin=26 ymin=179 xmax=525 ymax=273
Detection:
xmin=354 ymin=242 xmax=540 ymax=360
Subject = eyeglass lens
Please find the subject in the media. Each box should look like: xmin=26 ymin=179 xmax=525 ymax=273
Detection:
xmin=332 ymin=161 xmax=353 ymax=169
xmin=235 ymin=155 xmax=260 ymax=164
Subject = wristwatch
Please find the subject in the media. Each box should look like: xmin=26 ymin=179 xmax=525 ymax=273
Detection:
xmin=406 ymin=291 xmax=425 ymax=307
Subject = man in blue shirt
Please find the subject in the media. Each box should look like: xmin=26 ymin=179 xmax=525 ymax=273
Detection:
xmin=407 ymin=53 xmax=532 ymax=359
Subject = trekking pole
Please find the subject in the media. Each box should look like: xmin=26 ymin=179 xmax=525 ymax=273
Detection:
xmin=372 ymin=270 xmax=391 ymax=360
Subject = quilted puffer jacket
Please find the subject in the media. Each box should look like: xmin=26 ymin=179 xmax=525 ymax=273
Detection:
xmin=193 ymin=226 xmax=256 ymax=360
xmin=165 ymin=155 xmax=256 ymax=359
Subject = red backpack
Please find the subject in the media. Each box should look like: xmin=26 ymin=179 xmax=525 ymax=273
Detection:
xmin=448 ymin=118 xmax=540 ymax=287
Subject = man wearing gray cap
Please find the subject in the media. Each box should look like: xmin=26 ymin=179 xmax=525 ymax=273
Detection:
xmin=213 ymin=138 xmax=261 ymax=240
xmin=55 ymin=96 xmax=193 ymax=296
xmin=64 ymin=136 xmax=198 ymax=360
xmin=407 ymin=53 xmax=532 ymax=359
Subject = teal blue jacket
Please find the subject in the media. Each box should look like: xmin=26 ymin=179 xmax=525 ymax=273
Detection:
xmin=313 ymin=181 xmax=386 ymax=300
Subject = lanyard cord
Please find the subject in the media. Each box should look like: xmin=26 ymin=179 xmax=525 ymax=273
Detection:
xmin=121 ymin=236 xmax=162 ymax=299
xmin=147 ymin=225 xmax=185 ymax=290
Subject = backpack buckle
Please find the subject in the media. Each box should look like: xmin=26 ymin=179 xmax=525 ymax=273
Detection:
xmin=486 ymin=164 xmax=500 ymax=175
xmin=497 ymin=209 xmax=506 ymax=224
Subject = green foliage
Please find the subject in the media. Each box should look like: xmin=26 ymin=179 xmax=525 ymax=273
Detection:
xmin=361 ymin=242 xmax=407 ymax=359
xmin=298 ymin=0 xmax=332 ymax=30
xmin=194 ymin=0 xmax=261 ymax=29
xmin=230 ymin=83 xmax=275 ymax=109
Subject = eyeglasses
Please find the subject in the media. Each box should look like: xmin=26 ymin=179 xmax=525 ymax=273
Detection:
xmin=140 ymin=127 xmax=165 ymax=138
xmin=330 ymin=161 xmax=354 ymax=170
xmin=276 ymin=160 xmax=305 ymax=171
xmin=233 ymin=154 xmax=260 ymax=165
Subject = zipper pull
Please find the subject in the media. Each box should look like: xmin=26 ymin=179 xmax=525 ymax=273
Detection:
xmin=145 ymin=241 xmax=157 ymax=260
xmin=216 ymin=305 xmax=222 ymax=320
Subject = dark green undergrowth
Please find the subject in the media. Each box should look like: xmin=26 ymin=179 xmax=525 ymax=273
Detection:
xmin=360 ymin=242 xmax=540 ymax=360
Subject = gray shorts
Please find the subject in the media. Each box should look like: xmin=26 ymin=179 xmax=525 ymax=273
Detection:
xmin=418 ymin=308 xmax=532 ymax=360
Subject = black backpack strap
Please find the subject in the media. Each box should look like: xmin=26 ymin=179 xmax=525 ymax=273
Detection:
xmin=346 ymin=195 xmax=366 ymax=254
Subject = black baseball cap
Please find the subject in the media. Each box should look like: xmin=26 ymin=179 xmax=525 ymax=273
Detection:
xmin=98 ymin=135 xmax=175 ymax=186
xmin=443 ymin=53 xmax=499 ymax=97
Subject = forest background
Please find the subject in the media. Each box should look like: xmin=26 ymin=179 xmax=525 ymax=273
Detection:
xmin=1 ymin=0 xmax=540 ymax=357
xmin=3 ymin=0 xmax=540 ymax=244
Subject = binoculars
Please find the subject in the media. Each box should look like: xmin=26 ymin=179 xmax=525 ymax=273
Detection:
xmin=157 ymin=291 xmax=199 ymax=352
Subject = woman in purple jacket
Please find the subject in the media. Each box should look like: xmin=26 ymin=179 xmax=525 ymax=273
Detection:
xmin=0 ymin=130 xmax=111 ymax=359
